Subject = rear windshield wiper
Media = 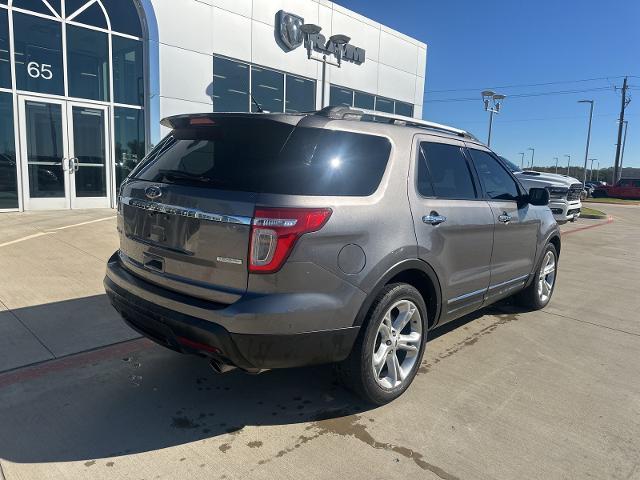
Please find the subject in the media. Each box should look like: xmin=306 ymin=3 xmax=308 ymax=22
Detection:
xmin=158 ymin=169 xmax=230 ymax=187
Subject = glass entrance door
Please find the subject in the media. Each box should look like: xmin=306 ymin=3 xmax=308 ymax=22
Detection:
xmin=18 ymin=96 xmax=111 ymax=210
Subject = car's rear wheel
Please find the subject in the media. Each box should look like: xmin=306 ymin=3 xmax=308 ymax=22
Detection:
xmin=516 ymin=243 xmax=558 ymax=310
xmin=336 ymin=283 xmax=427 ymax=405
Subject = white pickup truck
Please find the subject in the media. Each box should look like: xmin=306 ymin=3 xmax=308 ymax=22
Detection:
xmin=501 ymin=157 xmax=583 ymax=223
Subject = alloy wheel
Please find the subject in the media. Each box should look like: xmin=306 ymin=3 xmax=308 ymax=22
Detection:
xmin=371 ymin=299 xmax=422 ymax=389
xmin=537 ymin=250 xmax=556 ymax=303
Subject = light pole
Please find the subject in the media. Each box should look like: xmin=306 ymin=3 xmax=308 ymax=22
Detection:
xmin=578 ymin=100 xmax=594 ymax=188
xmin=527 ymin=147 xmax=535 ymax=170
xmin=519 ymin=152 xmax=525 ymax=169
xmin=553 ymin=156 xmax=559 ymax=174
xmin=564 ymin=154 xmax=571 ymax=176
xmin=596 ymin=161 xmax=600 ymax=182
xmin=589 ymin=158 xmax=597 ymax=181
xmin=481 ymin=91 xmax=506 ymax=147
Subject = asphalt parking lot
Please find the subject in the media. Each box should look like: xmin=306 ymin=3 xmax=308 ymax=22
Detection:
xmin=0 ymin=204 xmax=638 ymax=480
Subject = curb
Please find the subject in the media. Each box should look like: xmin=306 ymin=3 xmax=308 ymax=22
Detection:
xmin=580 ymin=214 xmax=608 ymax=220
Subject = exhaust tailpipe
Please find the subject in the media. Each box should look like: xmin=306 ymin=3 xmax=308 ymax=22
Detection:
xmin=209 ymin=358 xmax=237 ymax=374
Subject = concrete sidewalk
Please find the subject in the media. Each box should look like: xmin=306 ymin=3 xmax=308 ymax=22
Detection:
xmin=0 ymin=210 xmax=139 ymax=372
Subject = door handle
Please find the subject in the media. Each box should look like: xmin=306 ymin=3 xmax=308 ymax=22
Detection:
xmin=422 ymin=212 xmax=447 ymax=225
xmin=61 ymin=158 xmax=69 ymax=172
xmin=69 ymin=157 xmax=79 ymax=173
xmin=498 ymin=212 xmax=512 ymax=223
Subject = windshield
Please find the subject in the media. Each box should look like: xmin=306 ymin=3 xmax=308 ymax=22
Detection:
xmin=131 ymin=118 xmax=392 ymax=196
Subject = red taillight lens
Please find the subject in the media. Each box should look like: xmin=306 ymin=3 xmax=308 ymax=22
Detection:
xmin=249 ymin=207 xmax=332 ymax=273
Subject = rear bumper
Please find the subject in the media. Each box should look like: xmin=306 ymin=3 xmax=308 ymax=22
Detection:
xmin=104 ymin=253 xmax=360 ymax=369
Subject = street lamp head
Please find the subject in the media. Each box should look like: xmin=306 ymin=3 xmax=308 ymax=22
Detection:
xmin=481 ymin=90 xmax=495 ymax=99
xmin=329 ymin=34 xmax=350 ymax=45
xmin=527 ymin=147 xmax=534 ymax=151
xmin=300 ymin=24 xmax=322 ymax=35
xmin=578 ymin=99 xmax=594 ymax=104
xmin=564 ymin=154 xmax=571 ymax=158
xmin=493 ymin=94 xmax=506 ymax=101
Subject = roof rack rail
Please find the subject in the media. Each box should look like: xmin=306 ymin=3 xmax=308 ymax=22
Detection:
xmin=314 ymin=106 xmax=477 ymax=140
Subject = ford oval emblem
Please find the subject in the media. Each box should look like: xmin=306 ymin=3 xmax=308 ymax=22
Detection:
xmin=145 ymin=185 xmax=162 ymax=200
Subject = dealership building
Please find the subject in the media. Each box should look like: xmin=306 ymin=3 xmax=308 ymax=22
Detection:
xmin=0 ymin=0 xmax=427 ymax=212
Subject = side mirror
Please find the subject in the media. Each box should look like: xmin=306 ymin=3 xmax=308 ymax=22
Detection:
xmin=528 ymin=187 xmax=550 ymax=206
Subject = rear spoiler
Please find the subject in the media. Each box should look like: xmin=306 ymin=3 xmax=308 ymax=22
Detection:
xmin=160 ymin=112 xmax=304 ymax=129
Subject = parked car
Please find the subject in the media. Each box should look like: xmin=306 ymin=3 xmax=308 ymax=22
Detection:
xmin=105 ymin=107 xmax=561 ymax=405
xmin=593 ymin=178 xmax=640 ymax=199
xmin=500 ymin=159 xmax=583 ymax=223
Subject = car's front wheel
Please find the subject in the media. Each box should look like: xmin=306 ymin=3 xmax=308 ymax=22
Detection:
xmin=337 ymin=283 xmax=427 ymax=405
xmin=516 ymin=243 xmax=558 ymax=310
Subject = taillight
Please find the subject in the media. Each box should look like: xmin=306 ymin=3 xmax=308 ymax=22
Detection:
xmin=249 ymin=207 xmax=332 ymax=273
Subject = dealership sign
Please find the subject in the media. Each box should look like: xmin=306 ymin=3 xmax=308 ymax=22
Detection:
xmin=277 ymin=10 xmax=366 ymax=64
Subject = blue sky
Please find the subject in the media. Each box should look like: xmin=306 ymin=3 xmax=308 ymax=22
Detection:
xmin=334 ymin=0 xmax=640 ymax=168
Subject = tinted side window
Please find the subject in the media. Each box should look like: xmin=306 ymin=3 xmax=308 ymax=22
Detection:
xmin=417 ymin=142 xmax=477 ymax=199
xmin=469 ymin=149 xmax=520 ymax=201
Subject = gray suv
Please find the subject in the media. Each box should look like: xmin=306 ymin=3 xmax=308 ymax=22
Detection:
xmin=105 ymin=107 xmax=560 ymax=405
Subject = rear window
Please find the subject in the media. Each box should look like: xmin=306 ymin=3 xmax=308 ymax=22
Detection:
xmin=132 ymin=118 xmax=391 ymax=196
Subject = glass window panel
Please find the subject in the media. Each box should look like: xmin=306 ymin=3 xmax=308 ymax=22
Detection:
xmin=64 ymin=0 xmax=86 ymax=16
xmin=395 ymin=101 xmax=414 ymax=117
xmin=0 ymin=92 xmax=18 ymax=209
xmin=13 ymin=13 xmax=64 ymax=95
xmin=70 ymin=1 xmax=107 ymax=29
xmin=0 ymin=9 xmax=11 ymax=89
xmin=418 ymin=142 xmax=477 ymax=200
xmin=113 ymin=36 xmax=143 ymax=105
xmin=375 ymin=96 xmax=394 ymax=113
xmin=46 ymin=0 xmax=61 ymax=14
xmin=469 ymin=149 xmax=520 ymax=201
xmin=114 ymin=107 xmax=145 ymax=187
xmin=72 ymin=106 xmax=106 ymax=197
xmin=101 ymin=0 xmax=143 ymax=37
xmin=12 ymin=0 xmax=56 ymax=16
xmin=354 ymin=91 xmax=375 ymax=110
xmin=67 ymin=25 xmax=109 ymax=101
xmin=25 ymin=101 xmax=65 ymax=198
xmin=285 ymin=75 xmax=315 ymax=113
xmin=212 ymin=56 xmax=249 ymax=112
xmin=330 ymin=85 xmax=353 ymax=107
xmin=251 ymin=66 xmax=284 ymax=113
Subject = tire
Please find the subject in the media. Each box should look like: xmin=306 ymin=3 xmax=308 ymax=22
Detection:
xmin=515 ymin=243 xmax=558 ymax=310
xmin=592 ymin=189 xmax=607 ymax=198
xmin=336 ymin=283 xmax=428 ymax=405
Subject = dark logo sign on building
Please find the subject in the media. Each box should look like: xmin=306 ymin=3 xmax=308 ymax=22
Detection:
xmin=276 ymin=10 xmax=366 ymax=65
xmin=277 ymin=11 xmax=305 ymax=51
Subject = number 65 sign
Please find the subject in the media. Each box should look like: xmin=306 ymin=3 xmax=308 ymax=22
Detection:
xmin=27 ymin=62 xmax=53 ymax=80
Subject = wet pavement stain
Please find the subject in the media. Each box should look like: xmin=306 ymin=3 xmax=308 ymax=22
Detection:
xmin=247 ymin=441 xmax=263 ymax=448
xmin=219 ymin=443 xmax=231 ymax=453
xmin=417 ymin=311 xmax=520 ymax=376
xmin=311 ymin=414 xmax=460 ymax=480
xmin=106 ymin=462 xmax=114 ymax=467
xmin=171 ymin=416 xmax=199 ymax=429
xmin=84 ymin=460 xmax=95 ymax=467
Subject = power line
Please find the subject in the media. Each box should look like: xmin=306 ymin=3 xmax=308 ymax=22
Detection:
xmin=424 ymin=76 xmax=630 ymax=94
xmin=425 ymin=86 xmax=614 ymax=103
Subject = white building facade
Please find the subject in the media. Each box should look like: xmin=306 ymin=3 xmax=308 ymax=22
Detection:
xmin=0 ymin=0 xmax=427 ymax=212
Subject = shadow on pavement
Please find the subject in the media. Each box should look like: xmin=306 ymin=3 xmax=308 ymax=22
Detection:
xmin=0 ymin=300 xmax=516 ymax=464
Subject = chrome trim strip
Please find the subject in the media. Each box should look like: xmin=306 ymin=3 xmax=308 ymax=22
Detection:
xmin=120 ymin=197 xmax=252 ymax=226
xmin=448 ymin=288 xmax=486 ymax=305
xmin=488 ymin=274 xmax=529 ymax=291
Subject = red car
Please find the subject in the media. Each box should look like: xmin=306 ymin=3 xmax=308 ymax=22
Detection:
xmin=593 ymin=178 xmax=640 ymax=199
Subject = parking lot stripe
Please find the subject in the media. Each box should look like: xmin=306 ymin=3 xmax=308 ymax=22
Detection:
xmin=0 ymin=338 xmax=153 ymax=389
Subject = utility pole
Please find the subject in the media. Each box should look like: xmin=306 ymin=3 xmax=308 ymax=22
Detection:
xmin=578 ymin=100 xmax=594 ymax=188
xmin=619 ymin=120 xmax=629 ymax=176
xmin=554 ymin=157 xmax=559 ymax=174
xmin=613 ymin=77 xmax=630 ymax=183
xmin=564 ymin=154 xmax=571 ymax=176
